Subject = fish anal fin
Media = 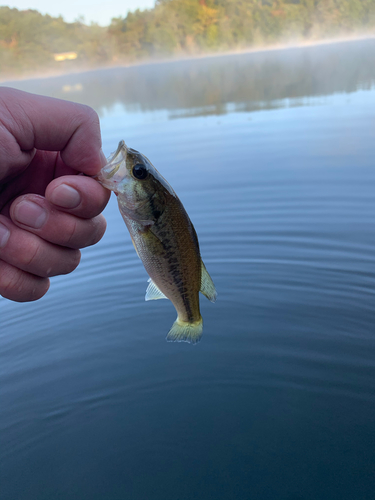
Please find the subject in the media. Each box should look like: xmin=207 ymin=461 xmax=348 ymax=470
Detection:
xmin=200 ymin=261 xmax=217 ymax=303
xmin=145 ymin=278 xmax=168 ymax=301
xmin=166 ymin=317 xmax=203 ymax=344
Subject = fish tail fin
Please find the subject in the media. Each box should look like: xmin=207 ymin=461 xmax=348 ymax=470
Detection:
xmin=166 ymin=317 xmax=203 ymax=345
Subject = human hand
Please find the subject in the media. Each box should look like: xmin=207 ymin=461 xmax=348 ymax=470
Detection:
xmin=0 ymin=87 xmax=110 ymax=302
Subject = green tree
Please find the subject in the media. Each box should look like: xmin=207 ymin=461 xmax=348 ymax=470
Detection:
xmin=2 ymin=1 xmax=375 ymax=78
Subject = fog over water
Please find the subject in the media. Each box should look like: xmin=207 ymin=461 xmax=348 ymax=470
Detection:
xmin=8 ymin=37 xmax=375 ymax=115
xmin=1 ymin=38 xmax=375 ymax=500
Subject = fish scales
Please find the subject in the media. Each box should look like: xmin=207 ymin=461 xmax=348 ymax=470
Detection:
xmin=97 ymin=141 xmax=217 ymax=344
xmin=123 ymin=196 xmax=201 ymax=323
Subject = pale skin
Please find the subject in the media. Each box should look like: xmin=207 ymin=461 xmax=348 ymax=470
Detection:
xmin=0 ymin=87 xmax=110 ymax=302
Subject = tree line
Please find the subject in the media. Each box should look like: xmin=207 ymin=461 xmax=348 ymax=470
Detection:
xmin=1 ymin=0 xmax=375 ymax=78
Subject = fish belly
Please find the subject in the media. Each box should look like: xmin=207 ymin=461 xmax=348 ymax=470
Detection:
xmin=125 ymin=209 xmax=202 ymax=324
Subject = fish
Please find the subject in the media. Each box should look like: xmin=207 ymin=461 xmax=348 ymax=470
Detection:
xmin=97 ymin=141 xmax=217 ymax=344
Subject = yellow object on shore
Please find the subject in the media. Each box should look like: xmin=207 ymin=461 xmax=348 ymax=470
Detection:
xmin=53 ymin=52 xmax=78 ymax=62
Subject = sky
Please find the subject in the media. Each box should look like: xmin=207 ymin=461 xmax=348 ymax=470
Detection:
xmin=3 ymin=0 xmax=156 ymax=26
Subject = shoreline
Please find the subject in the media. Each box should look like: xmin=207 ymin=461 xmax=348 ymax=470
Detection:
xmin=1 ymin=32 xmax=374 ymax=85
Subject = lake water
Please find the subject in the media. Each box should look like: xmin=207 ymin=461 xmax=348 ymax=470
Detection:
xmin=1 ymin=39 xmax=375 ymax=499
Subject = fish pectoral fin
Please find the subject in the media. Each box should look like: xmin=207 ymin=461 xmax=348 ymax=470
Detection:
xmin=166 ymin=317 xmax=203 ymax=344
xmin=200 ymin=261 xmax=217 ymax=303
xmin=141 ymin=226 xmax=165 ymax=256
xmin=130 ymin=234 xmax=140 ymax=259
xmin=145 ymin=278 xmax=168 ymax=301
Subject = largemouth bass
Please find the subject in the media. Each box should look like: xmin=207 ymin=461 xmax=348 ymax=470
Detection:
xmin=97 ymin=141 xmax=217 ymax=344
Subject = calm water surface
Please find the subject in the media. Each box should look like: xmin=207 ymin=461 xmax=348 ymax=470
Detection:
xmin=1 ymin=39 xmax=375 ymax=499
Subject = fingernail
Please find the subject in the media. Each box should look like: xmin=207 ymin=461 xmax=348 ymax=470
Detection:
xmin=0 ymin=222 xmax=10 ymax=248
xmin=49 ymin=184 xmax=81 ymax=209
xmin=13 ymin=201 xmax=47 ymax=229
xmin=100 ymin=149 xmax=107 ymax=167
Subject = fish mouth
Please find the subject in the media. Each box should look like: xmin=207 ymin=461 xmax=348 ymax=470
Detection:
xmin=97 ymin=141 xmax=129 ymax=191
xmin=101 ymin=140 xmax=127 ymax=179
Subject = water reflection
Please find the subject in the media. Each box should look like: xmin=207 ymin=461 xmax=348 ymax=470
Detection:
xmin=5 ymin=38 xmax=375 ymax=117
xmin=1 ymin=38 xmax=375 ymax=500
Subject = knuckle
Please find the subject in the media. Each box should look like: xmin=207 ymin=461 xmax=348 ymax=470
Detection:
xmin=84 ymin=105 xmax=100 ymax=126
xmin=81 ymin=184 xmax=110 ymax=217
xmin=74 ymin=105 xmax=99 ymax=131
xmin=0 ymin=260 xmax=49 ymax=302
xmin=63 ymin=217 xmax=106 ymax=249
xmin=44 ymin=249 xmax=80 ymax=277
xmin=67 ymin=249 xmax=81 ymax=273
xmin=18 ymin=238 xmax=40 ymax=268
xmin=64 ymin=219 xmax=79 ymax=247
xmin=0 ymin=260 xmax=21 ymax=295
xmin=88 ymin=216 xmax=106 ymax=247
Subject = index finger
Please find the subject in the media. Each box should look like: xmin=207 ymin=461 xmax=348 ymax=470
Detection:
xmin=0 ymin=87 xmax=106 ymax=177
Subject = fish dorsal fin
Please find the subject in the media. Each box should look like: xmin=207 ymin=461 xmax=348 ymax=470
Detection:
xmin=145 ymin=278 xmax=168 ymax=301
xmin=200 ymin=261 xmax=217 ymax=303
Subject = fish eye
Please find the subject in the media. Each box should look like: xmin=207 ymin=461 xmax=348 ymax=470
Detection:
xmin=132 ymin=164 xmax=148 ymax=180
